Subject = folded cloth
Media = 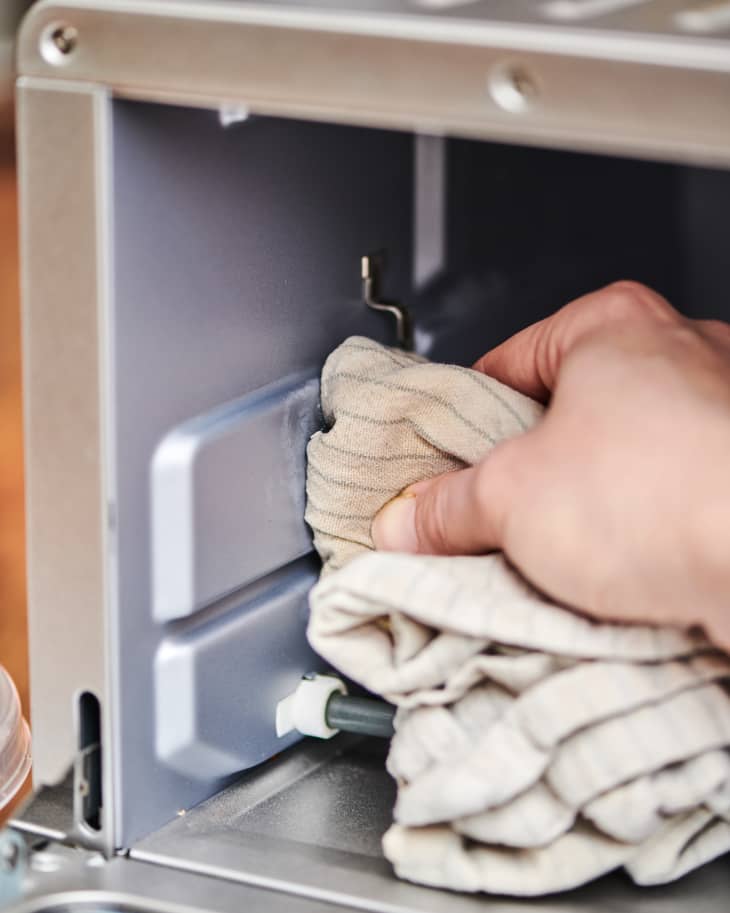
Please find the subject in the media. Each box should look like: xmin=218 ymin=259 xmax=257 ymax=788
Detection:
xmin=305 ymin=336 xmax=730 ymax=896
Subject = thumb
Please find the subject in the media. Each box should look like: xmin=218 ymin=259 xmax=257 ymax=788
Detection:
xmin=371 ymin=440 xmax=522 ymax=556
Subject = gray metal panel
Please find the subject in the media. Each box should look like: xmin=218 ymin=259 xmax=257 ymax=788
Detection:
xmin=151 ymin=373 xmax=320 ymax=622
xmin=132 ymin=737 xmax=730 ymax=912
xmin=14 ymin=0 xmax=730 ymax=168
xmin=155 ymin=564 xmax=322 ymax=779
xmin=109 ymin=101 xmax=412 ymax=845
xmin=16 ymin=79 xmax=115 ymax=854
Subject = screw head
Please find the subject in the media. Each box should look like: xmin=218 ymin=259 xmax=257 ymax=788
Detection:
xmin=51 ymin=25 xmax=77 ymax=55
xmin=488 ymin=64 xmax=539 ymax=114
xmin=40 ymin=23 xmax=78 ymax=65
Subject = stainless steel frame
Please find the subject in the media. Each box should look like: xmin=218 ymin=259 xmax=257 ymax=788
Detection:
xmin=16 ymin=77 xmax=114 ymax=854
xmin=15 ymin=0 xmax=730 ymax=167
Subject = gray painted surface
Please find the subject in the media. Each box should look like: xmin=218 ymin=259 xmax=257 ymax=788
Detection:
xmin=110 ymin=100 xmax=412 ymax=845
xmin=155 ymin=562 xmax=323 ymax=779
xmin=151 ymin=373 xmax=321 ymax=621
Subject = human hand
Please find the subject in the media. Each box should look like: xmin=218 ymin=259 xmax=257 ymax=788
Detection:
xmin=372 ymin=281 xmax=730 ymax=651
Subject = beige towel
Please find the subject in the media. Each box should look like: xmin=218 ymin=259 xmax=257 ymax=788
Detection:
xmin=305 ymin=336 xmax=730 ymax=896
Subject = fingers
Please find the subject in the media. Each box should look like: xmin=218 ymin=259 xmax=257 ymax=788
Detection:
xmin=371 ymin=440 xmax=519 ymax=555
xmin=472 ymin=317 xmax=555 ymax=402
xmin=696 ymin=319 xmax=730 ymax=358
xmin=472 ymin=281 xmax=677 ymax=401
xmin=373 ymin=279 xmax=730 ymax=561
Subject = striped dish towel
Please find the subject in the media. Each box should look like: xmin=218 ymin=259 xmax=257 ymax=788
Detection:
xmin=305 ymin=336 xmax=730 ymax=896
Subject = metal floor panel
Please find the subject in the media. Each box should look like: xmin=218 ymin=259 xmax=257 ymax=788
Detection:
xmin=131 ymin=737 xmax=730 ymax=913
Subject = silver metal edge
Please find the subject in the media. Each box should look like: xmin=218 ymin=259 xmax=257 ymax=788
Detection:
xmin=15 ymin=0 xmax=730 ymax=68
xmin=14 ymin=0 xmax=730 ymax=168
xmin=16 ymin=76 xmax=115 ymax=855
xmin=128 ymin=848 xmax=402 ymax=913
xmin=2 ymin=852 xmax=377 ymax=913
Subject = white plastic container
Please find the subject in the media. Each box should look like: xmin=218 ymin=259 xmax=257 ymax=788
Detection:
xmin=0 ymin=664 xmax=31 ymax=810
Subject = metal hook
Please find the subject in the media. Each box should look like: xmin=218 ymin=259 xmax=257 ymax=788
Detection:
xmin=361 ymin=255 xmax=413 ymax=351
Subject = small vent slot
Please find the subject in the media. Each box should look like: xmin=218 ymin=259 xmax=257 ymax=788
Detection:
xmin=77 ymin=691 xmax=102 ymax=831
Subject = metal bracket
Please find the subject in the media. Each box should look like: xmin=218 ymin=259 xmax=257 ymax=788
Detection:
xmin=361 ymin=255 xmax=413 ymax=351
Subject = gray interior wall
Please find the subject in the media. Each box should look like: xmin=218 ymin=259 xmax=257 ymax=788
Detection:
xmin=110 ymin=101 xmax=413 ymax=846
xmin=679 ymin=167 xmax=730 ymax=322
xmin=417 ymin=140 xmax=694 ymax=366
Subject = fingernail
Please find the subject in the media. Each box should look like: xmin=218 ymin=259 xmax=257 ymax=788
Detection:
xmin=371 ymin=492 xmax=419 ymax=552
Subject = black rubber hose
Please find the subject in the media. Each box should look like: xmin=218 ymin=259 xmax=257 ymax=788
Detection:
xmin=325 ymin=693 xmax=396 ymax=738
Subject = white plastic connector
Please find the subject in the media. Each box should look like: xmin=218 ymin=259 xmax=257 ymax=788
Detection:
xmin=275 ymin=674 xmax=347 ymax=739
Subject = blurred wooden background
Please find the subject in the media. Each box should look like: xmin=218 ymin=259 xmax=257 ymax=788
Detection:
xmin=0 ymin=133 xmax=30 ymax=823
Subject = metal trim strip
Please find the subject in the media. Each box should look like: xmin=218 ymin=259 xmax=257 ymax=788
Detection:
xmin=14 ymin=0 xmax=730 ymax=167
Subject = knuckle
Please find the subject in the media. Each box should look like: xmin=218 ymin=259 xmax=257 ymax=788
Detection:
xmin=703 ymin=318 xmax=728 ymax=334
xmin=700 ymin=318 xmax=730 ymax=343
xmin=599 ymin=280 xmax=675 ymax=325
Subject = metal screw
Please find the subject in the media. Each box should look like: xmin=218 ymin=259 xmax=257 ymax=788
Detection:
xmin=509 ymin=68 xmax=537 ymax=102
xmin=489 ymin=64 xmax=539 ymax=114
xmin=50 ymin=25 xmax=77 ymax=56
